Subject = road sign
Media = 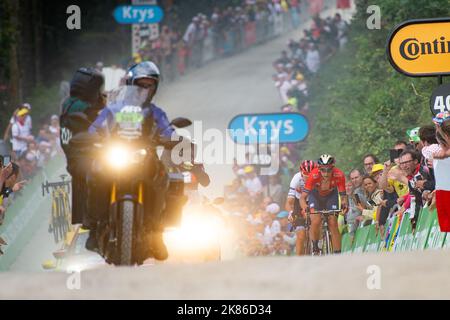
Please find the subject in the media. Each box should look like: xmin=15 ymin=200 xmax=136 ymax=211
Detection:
xmin=113 ymin=5 xmax=163 ymax=24
xmin=228 ymin=112 xmax=309 ymax=144
xmin=129 ymin=0 xmax=160 ymax=56
xmin=387 ymin=18 xmax=450 ymax=77
xmin=430 ymin=83 xmax=450 ymax=115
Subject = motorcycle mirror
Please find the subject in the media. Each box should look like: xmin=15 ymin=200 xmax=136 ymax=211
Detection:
xmin=170 ymin=117 xmax=192 ymax=128
xmin=213 ymin=197 xmax=225 ymax=205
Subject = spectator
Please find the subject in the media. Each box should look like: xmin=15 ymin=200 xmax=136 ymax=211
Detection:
xmin=419 ymin=125 xmax=438 ymax=169
xmin=347 ymin=168 xmax=368 ymax=233
xmin=3 ymin=103 xmax=32 ymax=142
xmin=11 ymin=108 xmax=34 ymax=159
xmin=305 ymin=42 xmax=320 ymax=74
xmin=372 ymin=163 xmax=398 ymax=230
xmin=407 ymin=127 xmax=422 ymax=151
xmin=356 ymin=175 xmax=384 ymax=227
xmin=362 ymin=153 xmax=379 ymax=175
xmin=431 ymin=113 xmax=450 ymax=231
xmin=398 ymin=150 xmax=435 ymax=224
xmin=244 ymin=165 xmax=263 ymax=209
xmin=49 ymin=114 xmax=60 ymax=137
xmin=0 ymin=162 xmax=25 ymax=208
xmin=275 ymin=50 xmax=291 ymax=66
xmin=333 ymin=13 xmax=348 ymax=49
xmin=266 ymin=175 xmax=284 ymax=206
xmin=379 ymin=141 xmax=409 ymax=199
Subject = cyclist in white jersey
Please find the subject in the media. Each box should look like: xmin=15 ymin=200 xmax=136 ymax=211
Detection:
xmin=286 ymin=160 xmax=318 ymax=255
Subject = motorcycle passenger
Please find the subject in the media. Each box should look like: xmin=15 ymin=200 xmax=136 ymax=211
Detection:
xmin=59 ymin=67 xmax=106 ymax=234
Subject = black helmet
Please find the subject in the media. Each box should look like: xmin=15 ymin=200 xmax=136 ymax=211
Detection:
xmin=125 ymin=61 xmax=160 ymax=87
xmin=70 ymin=67 xmax=104 ymax=103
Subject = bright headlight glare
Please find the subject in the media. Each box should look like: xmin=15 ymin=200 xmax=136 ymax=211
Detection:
xmin=106 ymin=145 xmax=129 ymax=168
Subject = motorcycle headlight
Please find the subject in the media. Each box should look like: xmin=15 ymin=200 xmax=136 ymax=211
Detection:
xmin=106 ymin=145 xmax=130 ymax=168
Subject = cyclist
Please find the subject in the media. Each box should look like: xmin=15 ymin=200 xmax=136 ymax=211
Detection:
xmin=300 ymin=154 xmax=348 ymax=255
xmin=286 ymin=160 xmax=317 ymax=255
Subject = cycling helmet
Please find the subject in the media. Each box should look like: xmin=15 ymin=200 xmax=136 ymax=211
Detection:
xmin=318 ymin=154 xmax=335 ymax=166
xmin=70 ymin=67 xmax=104 ymax=103
xmin=126 ymin=61 xmax=160 ymax=87
xmin=300 ymin=160 xmax=317 ymax=174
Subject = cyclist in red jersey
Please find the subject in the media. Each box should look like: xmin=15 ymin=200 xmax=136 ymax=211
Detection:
xmin=300 ymin=154 xmax=348 ymax=255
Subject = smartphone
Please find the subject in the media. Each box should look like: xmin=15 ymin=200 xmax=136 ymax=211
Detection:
xmin=1 ymin=155 xmax=11 ymax=167
xmin=367 ymin=199 xmax=377 ymax=207
xmin=389 ymin=149 xmax=403 ymax=163
xmin=354 ymin=193 xmax=361 ymax=204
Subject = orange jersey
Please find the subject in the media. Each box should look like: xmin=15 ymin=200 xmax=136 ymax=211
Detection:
xmin=304 ymin=167 xmax=346 ymax=197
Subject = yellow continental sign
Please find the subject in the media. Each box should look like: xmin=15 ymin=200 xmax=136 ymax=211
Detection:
xmin=387 ymin=18 xmax=450 ymax=77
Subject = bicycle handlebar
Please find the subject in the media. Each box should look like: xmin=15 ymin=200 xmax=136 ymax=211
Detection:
xmin=41 ymin=180 xmax=72 ymax=197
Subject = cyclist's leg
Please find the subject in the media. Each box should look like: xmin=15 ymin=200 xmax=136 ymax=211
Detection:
xmin=326 ymin=189 xmax=341 ymax=253
xmin=294 ymin=198 xmax=306 ymax=255
xmin=308 ymin=190 xmax=323 ymax=253
xmin=308 ymin=190 xmax=322 ymax=241
xmin=295 ymin=228 xmax=306 ymax=255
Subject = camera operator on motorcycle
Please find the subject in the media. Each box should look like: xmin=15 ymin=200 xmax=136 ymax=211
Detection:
xmin=87 ymin=61 xmax=209 ymax=262
xmin=59 ymin=67 xmax=107 ymax=233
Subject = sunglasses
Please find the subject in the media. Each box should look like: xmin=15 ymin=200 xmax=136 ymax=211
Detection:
xmin=399 ymin=159 xmax=415 ymax=166
xmin=319 ymin=167 xmax=333 ymax=173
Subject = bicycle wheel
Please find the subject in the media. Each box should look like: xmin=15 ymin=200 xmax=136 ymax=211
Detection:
xmin=51 ymin=195 xmax=59 ymax=243
xmin=304 ymin=230 xmax=311 ymax=255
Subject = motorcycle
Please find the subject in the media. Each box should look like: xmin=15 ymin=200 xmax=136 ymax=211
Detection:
xmin=70 ymin=85 xmax=192 ymax=265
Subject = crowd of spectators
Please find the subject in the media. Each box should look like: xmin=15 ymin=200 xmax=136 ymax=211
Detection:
xmin=0 ymin=102 xmax=63 ymax=254
xmin=272 ymin=12 xmax=348 ymax=113
xmin=345 ymin=120 xmax=450 ymax=237
xmin=128 ymin=0 xmax=307 ymax=84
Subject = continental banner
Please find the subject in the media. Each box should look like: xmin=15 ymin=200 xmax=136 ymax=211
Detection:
xmin=387 ymin=18 xmax=450 ymax=77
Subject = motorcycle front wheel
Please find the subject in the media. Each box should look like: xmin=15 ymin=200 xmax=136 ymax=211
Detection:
xmin=119 ymin=200 xmax=135 ymax=265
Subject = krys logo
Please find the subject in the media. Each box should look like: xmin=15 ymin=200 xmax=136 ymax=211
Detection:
xmin=387 ymin=18 xmax=450 ymax=77
xmin=228 ymin=112 xmax=309 ymax=144
xmin=113 ymin=5 xmax=163 ymax=24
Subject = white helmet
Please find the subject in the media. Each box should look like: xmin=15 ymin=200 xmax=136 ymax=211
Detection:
xmin=318 ymin=154 xmax=335 ymax=166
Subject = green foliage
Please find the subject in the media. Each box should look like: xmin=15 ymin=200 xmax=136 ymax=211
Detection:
xmin=27 ymin=84 xmax=61 ymax=130
xmin=304 ymin=0 xmax=449 ymax=173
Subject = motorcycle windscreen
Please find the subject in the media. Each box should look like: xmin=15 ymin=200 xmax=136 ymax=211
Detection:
xmin=107 ymin=85 xmax=148 ymax=139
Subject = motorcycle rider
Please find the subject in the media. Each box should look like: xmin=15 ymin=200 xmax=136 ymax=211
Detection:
xmin=89 ymin=61 xmax=209 ymax=261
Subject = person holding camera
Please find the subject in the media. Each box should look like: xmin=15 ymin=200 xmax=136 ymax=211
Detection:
xmin=397 ymin=150 xmax=435 ymax=225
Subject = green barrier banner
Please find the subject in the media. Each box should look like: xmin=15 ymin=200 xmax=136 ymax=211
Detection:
xmin=411 ymin=207 xmax=434 ymax=250
xmin=443 ymin=230 xmax=450 ymax=249
xmin=341 ymin=233 xmax=353 ymax=253
xmin=364 ymin=224 xmax=380 ymax=253
xmin=352 ymin=225 xmax=370 ymax=254
xmin=394 ymin=214 xmax=412 ymax=252
xmin=426 ymin=209 xmax=447 ymax=249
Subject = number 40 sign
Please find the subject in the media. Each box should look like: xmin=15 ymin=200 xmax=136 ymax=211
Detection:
xmin=430 ymin=83 xmax=450 ymax=115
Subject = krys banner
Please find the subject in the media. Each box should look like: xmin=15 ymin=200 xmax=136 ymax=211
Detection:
xmin=228 ymin=112 xmax=309 ymax=144
xmin=387 ymin=18 xmax=450 ymax=77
